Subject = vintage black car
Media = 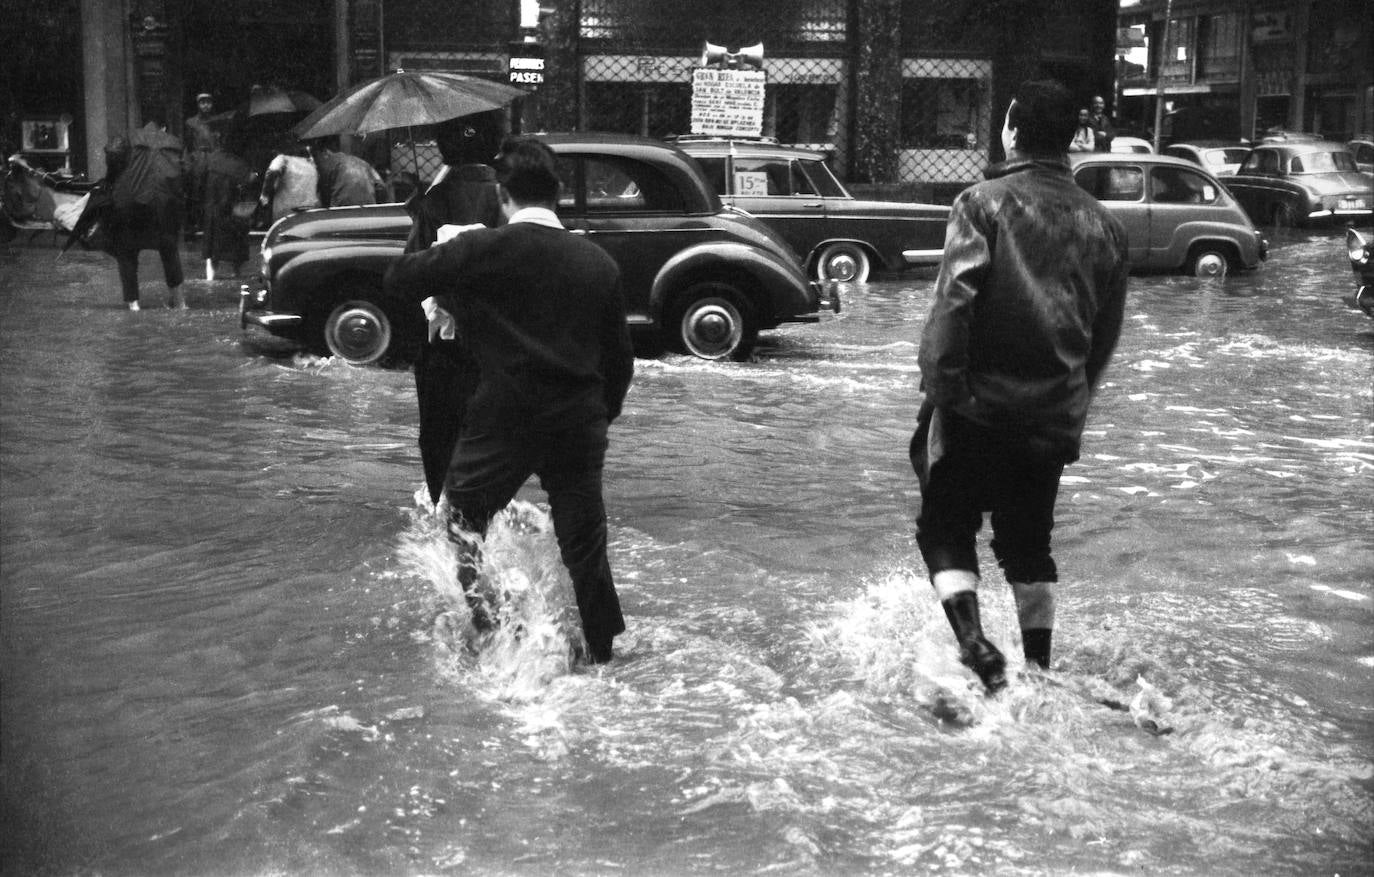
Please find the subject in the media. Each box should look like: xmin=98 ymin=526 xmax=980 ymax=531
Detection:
xmin=1224 ymin=141 xmax=1373 ymax=228
xmin=672 ymin=137 xmax=948 ymax=283
xmin=240 ymin=133 xmax=838 ymax=363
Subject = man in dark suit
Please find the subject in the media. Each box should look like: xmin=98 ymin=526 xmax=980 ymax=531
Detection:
xmin=384 ymin=136 xmax=635 ymax=663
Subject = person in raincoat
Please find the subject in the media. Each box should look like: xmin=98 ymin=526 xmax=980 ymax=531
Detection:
xmin=101 ymin=115 xmax=187 ymax=310
xmin=911 ymin=80 xmax=1129 ymax=692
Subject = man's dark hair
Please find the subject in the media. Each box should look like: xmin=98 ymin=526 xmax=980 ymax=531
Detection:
xmin=1007 ymin=79 xmax=1076 ymax=154
xmin=495 ymin=136 xmax=560 ymax=203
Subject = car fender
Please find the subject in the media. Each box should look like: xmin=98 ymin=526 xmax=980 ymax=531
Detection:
xmin=807 ymin=236 xmax=884 ymax=270
xmin=650 ymin=240 xmax=816 ymax=328
xmin=1162 ymin=220 xmax=1260 ymax=269
xmin=273 ymin=241 xmax=406 ymax=313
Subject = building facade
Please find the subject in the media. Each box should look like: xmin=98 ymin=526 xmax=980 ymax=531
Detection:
xmin=1116 ymin=0 xmax=1373 ymax=143
xmin=10 ymin=0 xmax=1116 ymax=198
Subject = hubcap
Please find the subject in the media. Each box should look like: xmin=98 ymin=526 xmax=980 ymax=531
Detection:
xmin=683 ymin=302 xmax=742 ymax=358
xmin=1195 ymin=253 xmax=1227 ymax=277
xmin=828 ymin=254 xmax=858 ymax=282
xmin=328 ymin=306 xmax=389 ymax=363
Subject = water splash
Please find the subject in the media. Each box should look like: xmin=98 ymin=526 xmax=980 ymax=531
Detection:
xmin=397 ymin=496 xmax=587 ymax=701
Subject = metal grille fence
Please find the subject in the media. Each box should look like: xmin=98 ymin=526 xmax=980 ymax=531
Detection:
xmin=896 ymin=57 xmax=992 ymax=191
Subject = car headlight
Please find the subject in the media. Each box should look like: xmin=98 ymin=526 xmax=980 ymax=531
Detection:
xmin=1349 ymin=228 xmax=1370 ymax=264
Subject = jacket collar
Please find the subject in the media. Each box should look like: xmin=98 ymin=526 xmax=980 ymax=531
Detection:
xmin=983 ymin=156 xmax=1072 ymax=180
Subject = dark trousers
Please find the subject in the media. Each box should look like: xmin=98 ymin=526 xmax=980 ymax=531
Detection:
xmin=446 ymin=419 xmax=625 ymax=648
xmin=910 ymin=404 xmax=1064 ymax=584
xmin=113 ymin=239 xmax=184 ymax=303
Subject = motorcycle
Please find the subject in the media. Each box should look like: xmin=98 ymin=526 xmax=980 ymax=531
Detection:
xmin=1347 ymin=227 xmax=1374 ymax=318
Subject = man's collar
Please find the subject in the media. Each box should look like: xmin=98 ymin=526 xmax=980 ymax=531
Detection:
xmin=984 ymin=156 xmax=1071 ymax=180
xmin=507 ymin=206 xmax=563 ymax=229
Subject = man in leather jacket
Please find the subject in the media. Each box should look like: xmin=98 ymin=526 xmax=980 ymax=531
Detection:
xmin=911 ymin=80 xmax=1129 ymax=692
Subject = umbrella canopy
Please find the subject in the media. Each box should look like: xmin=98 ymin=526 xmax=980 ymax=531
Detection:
xmin=248 ymin=88 xmax=322 ymax=118
xmin=292 ymin=70 xmax=527 ymax=139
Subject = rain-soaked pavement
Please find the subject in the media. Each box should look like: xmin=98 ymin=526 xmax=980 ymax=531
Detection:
xmin=1 ymin=227 xmax=1371 ymax=875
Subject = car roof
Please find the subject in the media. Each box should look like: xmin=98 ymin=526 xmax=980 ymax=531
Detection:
xmin=668 ymin=137 xmax=831 ymax=162
xmin=1248 ymin=140 xmax=1353 ymax=156
xmin=1070 ymin=152 xmax=1214 ymax=171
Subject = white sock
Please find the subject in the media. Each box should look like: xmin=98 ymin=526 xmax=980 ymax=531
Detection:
xmin=931 ymin=569 xmax=979 ymax=602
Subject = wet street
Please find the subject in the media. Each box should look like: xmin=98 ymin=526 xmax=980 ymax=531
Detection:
xmin=2 ymin=229 xmax=1371 ymax=875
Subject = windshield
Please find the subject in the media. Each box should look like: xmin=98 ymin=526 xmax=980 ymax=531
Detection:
xmin=1291 ymin=151 xmax=1358 ymax=173
xmin=1209 ymin=149 xmax=1249 ymax=165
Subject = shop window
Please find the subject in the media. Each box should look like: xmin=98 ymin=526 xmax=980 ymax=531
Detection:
xmin=900 ymin=78 xmax=982 ymax=150
xmin=771 ymin=84 xmax=837 ymax=145
xmin=1197 ymin=13 xmax=1241 ymax=80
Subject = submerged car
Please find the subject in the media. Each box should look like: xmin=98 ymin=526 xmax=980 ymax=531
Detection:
xmin=1071 ymin=153 xmax=1266 ymax=277
xmin=1224 ymin=141 xmax=1373 ymax=227
xmin=1163 ymin=141 xmax=1249 ymax=177
xmin=672 ymin=136 xmax=948 ymax=283
xmin=1347 ymin=227 xmax=1374 ymax=317
xmin=241 ymin=133 xmax=838 ymax=363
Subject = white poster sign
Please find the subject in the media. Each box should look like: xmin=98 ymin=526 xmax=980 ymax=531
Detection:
xmin=691 ymin=68 xmax=765 ymax=138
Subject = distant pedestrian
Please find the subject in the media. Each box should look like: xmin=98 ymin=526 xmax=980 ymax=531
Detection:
xmin=184 ymin=92 xmax=221 ymax=233
xmin=103 ymin=115 xmax=187 ymax=310
xmin=259 ymin=137 xmax=319 ymax=223
xmin=201 ymin=127 xmax=255 ymax=281
xmin=1088 ymin=95 xmax=1115 ymax=152
xmin=911 ymin=80 xmax=1129 ymax=692
xmin=309 ymin=138 xmax=384 ymax=207
xmin=1069 ymin=108 xmax=1095 ymax=152
xmin=383 ymin=136 xmax=635 ymax=663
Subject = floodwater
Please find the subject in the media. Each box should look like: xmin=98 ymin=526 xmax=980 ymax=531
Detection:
xmin=1 ymin=229 xmax=1371 ymax=876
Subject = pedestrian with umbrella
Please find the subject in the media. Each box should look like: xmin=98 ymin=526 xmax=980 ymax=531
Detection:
xmin=291 ymin=69 xmax=527 ymax=505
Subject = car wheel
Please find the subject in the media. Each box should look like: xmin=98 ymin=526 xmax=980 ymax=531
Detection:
xmin=1271 ymin=202 xmax=1298 ymax=228
xmin=816 ymin=242 xmax=871 ymax=283
xmin=671 ymin=281 xmax=757 ymax=361
xmin=323 ymin=300 xmax=392 ymax=365
xmin=1189 ymin=247 xmax=1230 ymax=278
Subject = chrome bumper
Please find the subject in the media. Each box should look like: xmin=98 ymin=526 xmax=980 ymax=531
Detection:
xmin=239 ymin=281 xmax=303 ymax=332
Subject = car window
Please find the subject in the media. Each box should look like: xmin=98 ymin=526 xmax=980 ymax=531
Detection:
xmin=1291 ymin=151 xmax=1357 ymax=173
xmin=557 ymin=155 xmax=687 ymax=214
xmin=1151 ymin=166 xmax=1219 ymax=204
xmin=1217 ymin=148 xmax=1249 ymax=164
xmin=693 ymin=156 xmax=728 ymax=195
xmin=796 ymin=158 xmax=847 ymax=197
xmin=1075 ymin=165 xmax=1145 ymax=201
xmin=1242 ymin=150 xmax=1279 ymax=174
xmin=1354 ymin=144 xmax=1374 ymax=162
xmin=733 ymin=157 xmax=816 ymax=196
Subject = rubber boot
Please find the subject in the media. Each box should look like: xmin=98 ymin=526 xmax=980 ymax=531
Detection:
xmin=1022 ymin=628 xmax=1052 ymax=669
xmin=941 ymin=591 xmax=1007 ymax=693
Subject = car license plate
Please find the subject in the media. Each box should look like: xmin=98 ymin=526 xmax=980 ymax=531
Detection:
xmin=1340 ymin=198 xmax=1368 ymax=210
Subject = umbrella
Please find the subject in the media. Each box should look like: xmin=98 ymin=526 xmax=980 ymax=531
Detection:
xmin=292 ymin=70 xmax=527 ymax=140
xmin=248 ymin=88 xmax=321 ymax=118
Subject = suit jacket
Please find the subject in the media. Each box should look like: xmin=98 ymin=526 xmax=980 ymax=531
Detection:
xmin=385 ymin=216 xmax=634 ymax=436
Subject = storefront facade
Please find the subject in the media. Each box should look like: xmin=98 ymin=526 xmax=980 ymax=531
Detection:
xmin=1116 ymin=0 xmax=1373 ymax=143
xmin=15 ymin=0 xmax=1114 ymax=194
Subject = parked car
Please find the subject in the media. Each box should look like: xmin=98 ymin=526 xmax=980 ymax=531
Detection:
xmin=1070 ymin=153 xmax=1266 ymax=277
xmin=1110 ymin=136 xmax=1155 ymax=154
xmin=1347 ymin=226 xmax=1374 ymax=317
xmin=1224 ymin=141 xmax=1373 ymax=227
xmin=1347 ymin=139 xmax=1374 ymax=175
xmin=240 ymin=133 xmax=838 ymax=363
xmin=670 ymin=136 xmax=948 ymax=283
xmin=1162 ymin=141 xmax=1250 ymax=177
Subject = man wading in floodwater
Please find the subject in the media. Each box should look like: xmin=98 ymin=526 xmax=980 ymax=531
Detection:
xmin=911 ymin=79 xmax=1129 ymax=692
xmin=384 ymin=137 xmax=634 ymax=664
